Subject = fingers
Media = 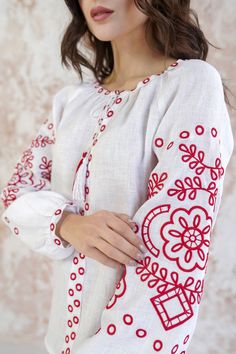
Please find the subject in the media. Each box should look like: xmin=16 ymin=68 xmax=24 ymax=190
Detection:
xmin=87 ymin=246 xmax=123 ymax=270
xmin=106 ymin=212 xmax=147 ymax=254
xmin=100 ymin=221 xmax=146 ymax=263
xmin=94 ymin=237 xmax=139 ymax=267
xmin=112 ymin=212 xmax=136 ymax=229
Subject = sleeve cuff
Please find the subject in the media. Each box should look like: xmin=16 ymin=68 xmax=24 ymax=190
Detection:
xmin=37 ymin=200 xmax=78 ymax=260
xmin=0 ymin=191 xmax=80 ymax=261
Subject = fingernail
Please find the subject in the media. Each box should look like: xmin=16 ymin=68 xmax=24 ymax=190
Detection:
xmin=139 ymin=244 xmax=147 ymax=254
xmin=129 ymin=259 xmax=137 ymax=266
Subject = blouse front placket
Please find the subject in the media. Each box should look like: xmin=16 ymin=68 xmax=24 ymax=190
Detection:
xmin=61 ymin=89 xmax=128 ymax=354
xmin=72 ymin=89 xmax=129 ymax=216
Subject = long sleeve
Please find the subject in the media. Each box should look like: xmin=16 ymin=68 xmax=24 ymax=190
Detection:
xmin=0 ymin=85 xmax=79 ymax=261
xmin=75 ymin=62 xmax=234 ymax=353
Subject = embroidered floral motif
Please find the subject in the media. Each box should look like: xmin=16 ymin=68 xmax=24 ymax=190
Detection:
xmin=148 ymin=172 xmax=168 ymax=199
xmin=179 ymin=143 xmax=224 ymax=180
xmin=167 ymin=176 xmax=218 ymax=208
xmin=7 ymin=163 xmax=34 ymax=187
xmin=161 ymin=206 xmax=212 ymax=272
xmin=39 ymin=156 xmax=52 ymax=180
xmin=1 ymin=129 xmax=53 ymax=208
xmin=21 ymin=148 xmax=34 ymax=169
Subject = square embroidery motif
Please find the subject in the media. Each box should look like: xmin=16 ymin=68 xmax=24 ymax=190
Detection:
xmin=150 ymin=284 xmax=193 ymax=330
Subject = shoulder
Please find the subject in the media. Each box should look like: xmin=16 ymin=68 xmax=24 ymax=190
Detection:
xmin=160 ymin=58 xmax=224 ymax=104
xmin=50 ymin=83 xmax=82 ymax=128
xmin=177 ymin=58 xmax=223 ymax=88
xmin=52 ymin=82 xmax=83 ymax=107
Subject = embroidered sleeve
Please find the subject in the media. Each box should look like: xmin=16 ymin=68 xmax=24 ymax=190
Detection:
xmin=74 ymin=63 xmax=234 ymax=353
xmin=0 ymin=87 xmax=79 ymax=261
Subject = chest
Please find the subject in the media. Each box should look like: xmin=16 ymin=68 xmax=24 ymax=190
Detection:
xmin=51 ymin=93 xmax=160 ymax=203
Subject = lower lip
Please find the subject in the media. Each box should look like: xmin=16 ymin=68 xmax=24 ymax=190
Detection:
xmin=92 ymin=11 xmax=114 ymax=21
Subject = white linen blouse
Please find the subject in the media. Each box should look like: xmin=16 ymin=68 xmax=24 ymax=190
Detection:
xmin=0 ymin=58 xmax=234 ymax=354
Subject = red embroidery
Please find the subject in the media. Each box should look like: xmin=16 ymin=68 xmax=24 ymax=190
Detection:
xmin=14 ymin=227 xmax=19 ymax=235
xmin=148 ymin=172 xmax=168 ymax=199
xmin=78 ymin=267 xmax=85 ymax=275
xmin=55 ymin=208 xmax=62 ymax=216
xmin=70 ymin=273 xmax=76 ymax=281
xmin=211 ymin=127 xmax=217 ymax=137
xmin=1 ymin=127 xmax=54 ymax=208
xmin=106 ymin=268 xmax=127 ymax=309
xmin=136 ymin=329 xmax=147 ymax=338
xmin=75 ymin=283 xmax=82 ymax=291
xmin=179 ymin=143 xmax=224 ymax=180
xmin=31 ymin=134 xmax=54 ymax=148
xmin=71 ymin=151 xmax=87 ymax=193
xmin=1 ymin=186 xmax=19 ymax=208
xmin=167 ymin=176 xmax=218 ymax=209
xmin=184 ymin=334 xmax=190 ymax=344
xmin=7 ymin=163 xmax=34 ymax=187
xmin=150 ymin=284 xmax=194 ymax=330
xmin=179 ymin=131 xmax=190 ymax=139
xmin=73 ymin=256 xmax=78 ymax=264
xmin=68 ymin=289 xmax=74 ymax=296
xmin=141 ymin=204 xmax=171 ymax=257
xmin=195 ymin=125 xmax=204 ymax=135
xmin=107 ymin=324 xmax=116 ymax=335
xmin=171 ymin=344 xmax=179 ymax=353
xmin=73 ymin=316 xmax=79 ymax=324
xmin=123 ymin=314 xmax=133 ymax=325
xmin=161 ymin=206 xmax=212 ymax=272
xmin=47 ymin=123 xmax=53 ymax=130
xmin=135 ymin=256 xmax=203 ymax=304
xmin=154 ymin=137 xmax=164 ymax=148
xmin=61 ymin=252 xmax=86 ymax=354
xmin=167 ymin=141 xmax=174 ymax=150
xmin=169 ymin=333 xmax=190 ymax=354
xmin=21 ymin=148 xmax=34 ymax=169
xmin=86 ymin=123 xmax=222 ymax=346
xmin=153 ymin=339 xmax=163 ymax=351
xmin=39 ymin=156 xmax=52 ymax=180
xmin=54 ymin=238 xmax=61 ymax=246
xmin=70 ymin=332 xmax=76 ymax=340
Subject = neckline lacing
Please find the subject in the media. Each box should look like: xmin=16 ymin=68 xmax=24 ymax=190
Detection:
xmin=92 ymin=58 xmax=183 ymax=96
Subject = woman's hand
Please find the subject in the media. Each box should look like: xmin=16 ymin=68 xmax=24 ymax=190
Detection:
xmin=56 ymin=209 xmax=147 ymax=269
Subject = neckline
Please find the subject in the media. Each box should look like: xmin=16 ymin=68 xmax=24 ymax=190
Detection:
xmin=92 ymin=58 xmax=183 ymax=96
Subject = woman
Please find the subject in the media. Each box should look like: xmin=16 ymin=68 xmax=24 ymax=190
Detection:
xmin=0 ymin=0 xmax=234 ymax=353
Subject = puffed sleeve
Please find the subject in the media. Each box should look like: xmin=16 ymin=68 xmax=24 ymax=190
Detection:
xmin=75 ymin=62 xmax=234 ymax=353
xmin=0 ymin=85 xmax=79 ymax=261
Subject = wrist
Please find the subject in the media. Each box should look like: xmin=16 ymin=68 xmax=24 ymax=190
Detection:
xmin=55 ymin=210 xmax=75 ymax=246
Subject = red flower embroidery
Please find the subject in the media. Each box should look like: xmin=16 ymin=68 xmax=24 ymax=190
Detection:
xmin=161 ymin=206 xmax=212 ymax=272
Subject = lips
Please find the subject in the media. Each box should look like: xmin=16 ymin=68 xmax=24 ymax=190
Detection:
xmin=90 ymin=6 xmax=114 ymax=18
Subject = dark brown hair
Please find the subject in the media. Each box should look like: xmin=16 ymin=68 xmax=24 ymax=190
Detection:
xmin=61 ymin=0 xmax=235 ymax=110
